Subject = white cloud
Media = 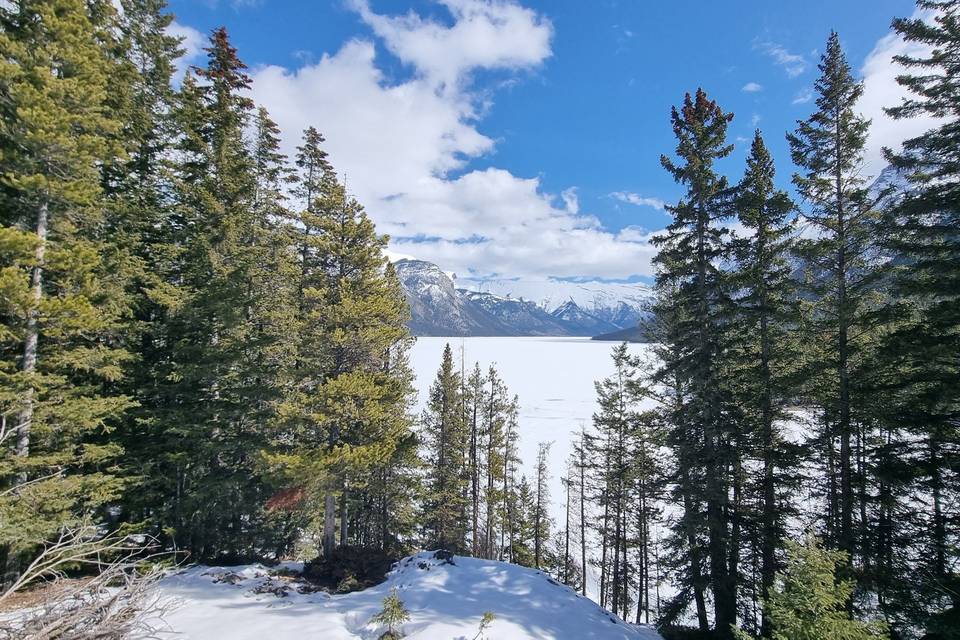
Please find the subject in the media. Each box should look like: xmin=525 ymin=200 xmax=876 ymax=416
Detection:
xmin=859 ymin=7 xmax=944 ymax=180
xmin=247 ymin=1 xmax=655 ymax=279
xmin=742 ymin=81 xmax=763 ymax=93
xmin=560 ymin=187 xmax=579 ymax=214
xmin=609 ymin=192 xmax=666 ymax=210
xmin=349 ymin=0 xmax=552 ymax=89
xmin=755 ymin=41 xmax=808 ymax=78
xmin=792 ymin=86 xmax=814 ymax=104
xmin=167 ymin=21 xmax=206 ymax=82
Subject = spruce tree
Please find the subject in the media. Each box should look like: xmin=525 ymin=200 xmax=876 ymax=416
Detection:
xmin=735 ymin=536 xmax=889 ymax=640
xmin=0 ymin=0 xmax=133 ymax=566
xmin=654 ymin=88 xmax=738 ymax=635
xmin=788 ymin=32 xmax=884 ymax=566
xmin=731 ymin=131 xmax=800 ymax=635
xmin=533 ymin=441 xmax=553 ymax=570
xmin=876 ymin=2 xmax=960 ymax=632
xmin=371 ymin=587 xmax=410 ymax=639
xmin=422 ymin=344 xmax=468 ymax=552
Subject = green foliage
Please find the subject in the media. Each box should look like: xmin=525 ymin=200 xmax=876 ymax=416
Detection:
xmin=0 ymin=0 xmax=134 ymax=557
xmin=473 ymin=611 xmax=495 ymax=640
xmin=736 ymin=536 xmax=888 ymax=640
xmin=421 ymin=344 xmax=469 ymax=552
xmin=370 ymin=587 xmax=410 ymax=638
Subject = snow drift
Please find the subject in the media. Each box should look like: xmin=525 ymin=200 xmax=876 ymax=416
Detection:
xmin=147 ymin=551 xmax=662 ymax=639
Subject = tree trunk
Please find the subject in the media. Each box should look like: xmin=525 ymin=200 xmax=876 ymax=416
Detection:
xmin=339 ymin=488 xmax=349 ymax=546
xmin=680 ymin=462 xmax=709 ymax=631
xmin=15 ymin=200 xmax=48 ymax=483
xmin=323 ymin=493 xmax=336 ymax=557
xmin=564 ymin=477 xmax=571 ymax=585
xmin=579 ymin=435 xmax=588 ymax=597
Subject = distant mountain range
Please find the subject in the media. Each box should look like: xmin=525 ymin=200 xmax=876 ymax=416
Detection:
xmin=393 ymin=258 xmax=652 ymax=337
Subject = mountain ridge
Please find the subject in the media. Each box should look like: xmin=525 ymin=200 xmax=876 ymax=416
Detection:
xmin=393 ymin=258 xmax=652 ymax=337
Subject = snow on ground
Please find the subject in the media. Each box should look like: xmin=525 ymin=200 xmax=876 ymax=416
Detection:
xmin=147 ymin=552 xmax=662 ymax=639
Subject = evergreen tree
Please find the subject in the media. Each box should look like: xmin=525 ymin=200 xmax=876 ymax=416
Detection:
xmin=510 ymin=474 xmax=536 ymax=568
xmin=654 ymin=88 xmax=738 ymax=636
xmin=481 ymin=365 xmax=510 ymax=560
xmin=592 ymin=343 xmax=640 ymax=617
xmin=465 ymin=362 xmax=485 ymax=556
xmin=421 ymin=344 xmax=468 ymax=552
xmin=371 ymin=587 xmax=410 ymax=640
xmin=731 ymin=131 xmax=801 ymax=635
xmin=107 ymin=0 xmax=191 ymax=541
xmin=735 ymin=536 xmax=888 ymax=640
xmin=533 ymin=441 xmax=553 ymax=570
xmin=275 ymin=131 xmax=415 ymax=557
xmin=157 ymin=27 xmax=275 ymax=559
xmin=0 ymin=0 xmax=133 ymax=571
xmin=875 ymin=2 xmax=960 ymax=632
xmin=787 ymin=32 xmax=881 ymax=562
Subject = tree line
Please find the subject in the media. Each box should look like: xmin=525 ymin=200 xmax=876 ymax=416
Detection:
xmin=0 ymin=0 xmax=415 ymax=578
xmin=419 ymin=344 xmax=571 ymax=583
xmin=566 ymin=6 xmax=959 ymax=639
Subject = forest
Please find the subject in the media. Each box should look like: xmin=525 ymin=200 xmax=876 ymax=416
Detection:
xmin=0 ymin=1 xmax=957 ymax=639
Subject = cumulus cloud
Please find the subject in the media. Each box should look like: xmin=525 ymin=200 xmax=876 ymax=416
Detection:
xmin=859 ymin=7 xmax=944 ymax=180
xmin=755 ymin=41 xmax=808 ymax=78
xmin=349 ymin=0 xmax=552 ymax=89
xmin=741 ymin=81 xmax=763 ymax=93
xmin=609 ymin=192 xmax=666 ymax=210
xmin=246 ymin=0 xmax=655 ymax=279
xmin=167 ymin=21 xmax=206 ymax=81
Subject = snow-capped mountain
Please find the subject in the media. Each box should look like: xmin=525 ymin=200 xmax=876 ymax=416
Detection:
xmin=393 ymin=258 xmax=652 ymax=337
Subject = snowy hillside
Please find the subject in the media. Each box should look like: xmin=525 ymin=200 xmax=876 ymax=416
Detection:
xmin=147 ymin=551 xmax=662 ymax=640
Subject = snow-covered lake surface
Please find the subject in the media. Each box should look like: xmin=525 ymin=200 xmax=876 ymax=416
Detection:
xmin=409 ymin=337 xmax=652 ymax=525
xmin=148 ymin=552 xmax=662 ymax=639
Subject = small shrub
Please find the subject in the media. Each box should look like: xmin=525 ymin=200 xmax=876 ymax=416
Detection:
xmin=335 ymin=574 xmax=361 ymax=594
xmin=370 ymin=587 xmax=410 ymax=639
xmin=303 ymin=545 xmax=396 ymax=593
xmin=473 ymin=611 xmax=495 ymax=640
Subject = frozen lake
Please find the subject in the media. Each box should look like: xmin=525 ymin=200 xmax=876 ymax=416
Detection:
xmin=408 ymin=337 xmax=652 ymax=525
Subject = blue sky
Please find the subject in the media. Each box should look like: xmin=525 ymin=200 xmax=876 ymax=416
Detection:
xmin=167 ymin=0 xmax=926 ymax=283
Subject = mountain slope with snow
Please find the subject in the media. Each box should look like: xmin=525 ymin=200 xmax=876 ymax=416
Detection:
xmin=148 ymin=552 xmax=662 ymax=640
xmin=394 ymin=258 xmax=652 ymax=337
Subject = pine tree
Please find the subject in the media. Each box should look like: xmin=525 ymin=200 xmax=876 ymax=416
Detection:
xmin=654 ymin=88 xmax=738 ymax=636
xmin=735 ymin=536 xmax=888 ymax=640
xmin=592 ymin=343 xmax=640 ymax=617
xmin=731 ymin=131 xmax=801 ymax=635
xmin=481 ymin=365 xmax=510 ymax=560
xmin=533 ymin=441 xmax=552 ymax=570
xmin=284 ymin=139 xmax=415 ymax=556
xmin=466 ymin=363 xmax=485 ymax=556
xmin=787 ymin=33 xmax=883 ymax=564
xmin=875 ymin=2 xmax=960 ymax=632
xmin=0 ymin=0 xmax=133 ymax=571
xmin=422 ymin=344 xmax=468 ymax=552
